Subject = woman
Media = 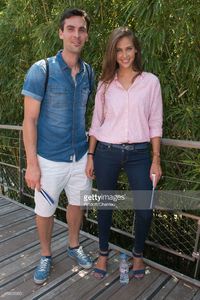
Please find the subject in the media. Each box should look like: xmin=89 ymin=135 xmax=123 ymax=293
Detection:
xmin=86 ymin=27 xmax=163 ymax=279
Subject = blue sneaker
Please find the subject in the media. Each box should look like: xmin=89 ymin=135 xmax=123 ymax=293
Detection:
xmin=34 ymin=256 xmax=52 ymax=284
xmin=67 ymin=246 xmax=92 ymax=269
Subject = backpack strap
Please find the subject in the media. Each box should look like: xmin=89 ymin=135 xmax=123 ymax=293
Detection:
xmin=85 ymin=63 xmax=93 ymax=96
xmin=44 ymin=58 xmax=49 ymax=97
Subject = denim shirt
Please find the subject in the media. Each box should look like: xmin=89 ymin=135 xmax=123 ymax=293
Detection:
xmin=22 ymin=50 xmax=94 ymax=162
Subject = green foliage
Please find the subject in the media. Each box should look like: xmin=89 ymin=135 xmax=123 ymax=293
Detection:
xmin=125 ymin=0 xmax=200 ymax=140
xmin=0 ymin=0 xmax=199 ymax=138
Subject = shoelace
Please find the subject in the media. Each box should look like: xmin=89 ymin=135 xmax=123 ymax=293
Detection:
xmin=38 ymin=258 xmax=50 ymax=272
xmin=75 ymin=247 xmax=89 ymax=260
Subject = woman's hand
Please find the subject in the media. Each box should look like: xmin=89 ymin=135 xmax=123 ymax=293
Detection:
xmin=150 ymin=157 xmax=162 ymax=188
xmin=85 ymin=156 xmax=95 ymax=179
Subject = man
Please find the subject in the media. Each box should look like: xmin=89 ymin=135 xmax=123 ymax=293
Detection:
xmin=22 ymin=8 xmax=94 ymax=284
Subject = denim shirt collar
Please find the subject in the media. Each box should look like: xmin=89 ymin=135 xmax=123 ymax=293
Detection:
xmin=56 ymin=50 xmax=84 ymax=73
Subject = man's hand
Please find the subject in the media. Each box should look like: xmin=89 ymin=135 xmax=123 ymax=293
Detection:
xmin=25 ymin=163 xmax=41 ymax=191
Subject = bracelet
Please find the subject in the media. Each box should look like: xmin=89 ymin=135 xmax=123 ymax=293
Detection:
xmin=87 ymin=152 xmax=94 ymax=156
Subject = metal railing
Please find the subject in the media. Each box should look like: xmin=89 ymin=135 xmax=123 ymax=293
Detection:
xmin=1 ymin=124 xmax=200 ymax=278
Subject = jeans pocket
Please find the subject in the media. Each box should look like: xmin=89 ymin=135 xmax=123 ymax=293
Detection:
xmin=135 ymin=147 xmax=149 ymax=154
xmin=96 ymin=142 xmax=111 ymax=152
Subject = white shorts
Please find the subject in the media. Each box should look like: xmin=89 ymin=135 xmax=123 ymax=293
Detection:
xmin=34 ymin=153 xmax=92 ymax=217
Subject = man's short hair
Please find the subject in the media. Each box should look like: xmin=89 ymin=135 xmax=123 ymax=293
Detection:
xmin=59 ymin=8 xmax=90 ymax=32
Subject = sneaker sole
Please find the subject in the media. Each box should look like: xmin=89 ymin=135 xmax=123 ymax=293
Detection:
xmin=34 ymin=276 xmax=48 ymax=285
xmin=67 ymin=253 xmax=92 ymax=269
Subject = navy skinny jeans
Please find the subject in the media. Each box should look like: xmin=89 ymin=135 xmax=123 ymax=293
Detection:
xmin=94 ymin=141 xmax=153 ymax=254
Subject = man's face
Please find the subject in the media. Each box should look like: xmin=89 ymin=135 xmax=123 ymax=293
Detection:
xmin=59 ymin=16 xmax=88 ymax=55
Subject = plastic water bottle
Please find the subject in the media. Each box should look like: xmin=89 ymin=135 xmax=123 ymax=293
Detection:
xmin=119 ymin=253 xmax=129 ymax=284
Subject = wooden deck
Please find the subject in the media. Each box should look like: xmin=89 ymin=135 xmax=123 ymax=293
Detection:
xmin=0 ymin=196 xmax=200 ymax=300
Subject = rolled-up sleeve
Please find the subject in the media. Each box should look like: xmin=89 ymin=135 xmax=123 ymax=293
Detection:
xmin=21 ymin=60 xmax=46 ymax=101
xmin=149 ymin=78 xmax=163 ymax=138
xmin=89 ymin=82 xmax=105 ymax=137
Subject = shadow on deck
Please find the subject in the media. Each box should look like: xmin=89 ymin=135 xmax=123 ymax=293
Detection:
xmin=0 ymin=196 xmax=200 ymax=300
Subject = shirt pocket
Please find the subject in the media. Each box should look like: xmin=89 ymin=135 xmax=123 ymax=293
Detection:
xmin=47 ymin=87 xmax=69 ymax=109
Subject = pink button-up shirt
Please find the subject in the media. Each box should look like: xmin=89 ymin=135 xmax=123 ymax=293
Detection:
xmin=89 ymin=72 xmax=163 ymax=144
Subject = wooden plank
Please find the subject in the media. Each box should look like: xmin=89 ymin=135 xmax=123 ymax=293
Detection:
xmin=95 ymin=267 xmax=161 ymax=300
xmin=136 ymin=273 xmax=170 ymax=299
xmin=0 ymin=201 xmax=13 ymax=207
xmin=0 ymin=210 xmax=34 ymax=227
xmin=192 ymin=289 xmax=200 ymax=299
xmin=152 ymin=276 xmax=179 ymax=299
xmin=77 ymin=251 xmax=129 ymax=300
xmin=0 ymin=233 xmax=91 ymax=291
xmin=1 ymin=196 xmax=200 ymax=300
xmin=5 ymin=239 xmax=97 ymax=300
xmin=0 ymin=227 xmax=39 ymax=256
xmin=0 ymin=231 xmax=72 ymax=287
xmin=161 ymin=138 xmax=200 ymax=149
xmin=0 ymin=124 xmax=22 ymax=130
xmin=0 ymin=218 xmax=35 ymax=242
xmin=26 ymin=248 xmax=116 ymax=300
xmin=1 ymin=254 xmax=72 ymax=299
xmin=0 ymin=197 xmax=11 ymax=205
xmin=0 ymin=226 xmax=65 ymax=264
xmin=0 ymin=204 xmax=23 ymax=215
xmin=33 ymin=251 xmax=158 ymax=300
xmin=165 ymin=280 xmax=198 ymax=300
xmin=48 ymin=251 xmax=119 ymax=300
xmin=0 ymin=221 xmax=64 ymax=255
xmin=144 ymin=258 xmax=200 ymax=288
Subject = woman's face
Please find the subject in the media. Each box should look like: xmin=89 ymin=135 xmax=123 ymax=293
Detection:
xmin=116 ymin=36 xmax=137 ymax=70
